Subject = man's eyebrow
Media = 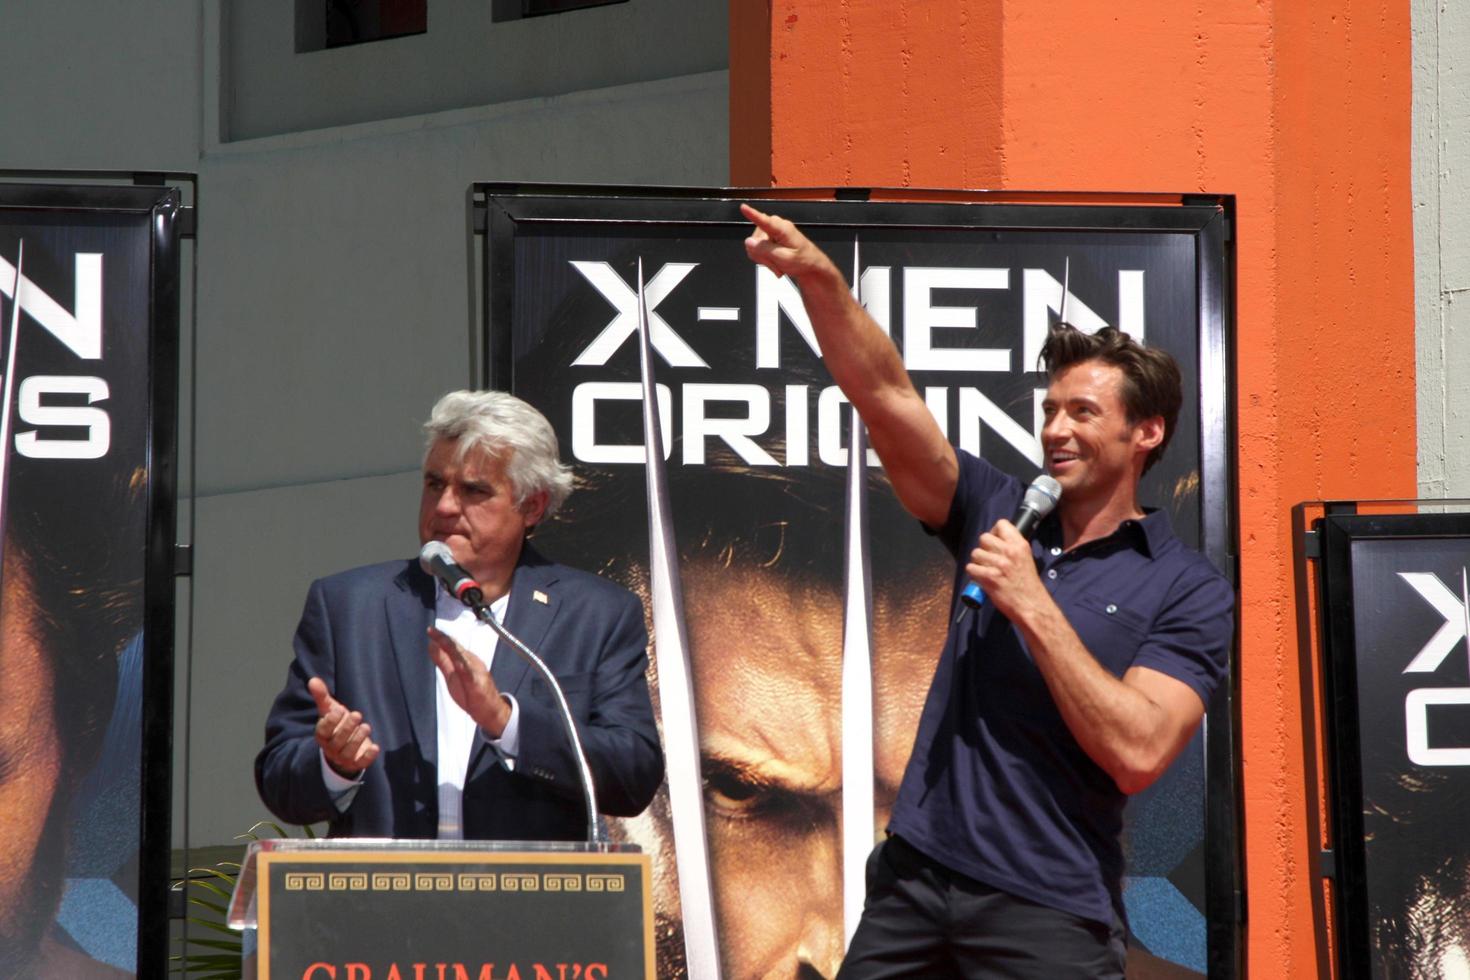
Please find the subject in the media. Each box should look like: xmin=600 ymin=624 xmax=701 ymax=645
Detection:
xmin=702 ymin=749 xmax=838 ymax=796
xmin=1047 ymin=395 xmax=1104 ymax=410
xmin=702 ymin=754 xmax=775 ymax=788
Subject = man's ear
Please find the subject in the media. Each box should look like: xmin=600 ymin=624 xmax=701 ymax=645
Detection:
xmin=520 ymin=490 xmax=550 ymax=529
xmin=1135 ymin=415 xmax=1165 ymax=455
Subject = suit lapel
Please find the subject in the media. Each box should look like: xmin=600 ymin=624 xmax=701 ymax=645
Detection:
xmin=468 ymin=546 xmax=562 ymax=782
xmin=490 ymin=545 xmax=561 ymax=699
xmin=389 ymin=562 xmax=439 ymax=770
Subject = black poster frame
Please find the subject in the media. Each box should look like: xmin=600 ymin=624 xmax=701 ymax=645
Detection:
xmin=473 ymin=184 xmax=1241 ymax=978
xmin=1312 ymin=508 xmax=1470 ymax=979
xmin=0 ymin=179 xmax=185 ymax=976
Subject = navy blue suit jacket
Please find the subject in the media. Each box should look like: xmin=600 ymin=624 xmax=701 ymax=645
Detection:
xmin=255 ymin=546 xmax=663 ymax=840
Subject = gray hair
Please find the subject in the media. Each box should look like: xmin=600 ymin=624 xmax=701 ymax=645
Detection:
xmin=423 ymin=390 xmax=574 ymax=520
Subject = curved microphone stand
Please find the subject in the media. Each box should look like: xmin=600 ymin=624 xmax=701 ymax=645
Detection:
xmin=468 ymin=599 xmax=605 ymax=845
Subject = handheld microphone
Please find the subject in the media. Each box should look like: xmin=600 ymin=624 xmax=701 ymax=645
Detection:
xmin=418 ymin=540 xmax=484 ymax=607
xmin=959 ymin=474 xmax=1063 ymax=610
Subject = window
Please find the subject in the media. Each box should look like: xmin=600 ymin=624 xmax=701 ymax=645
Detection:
xmin=296 ymin=0 xmax=428 ymax=52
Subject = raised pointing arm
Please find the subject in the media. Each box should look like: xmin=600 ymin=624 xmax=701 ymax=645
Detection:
xmin=742 ymin=203 xmax=957 ymax=527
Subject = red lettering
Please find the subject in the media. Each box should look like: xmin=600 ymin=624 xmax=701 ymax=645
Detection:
xmin=303 ymin=965 xmax=338 ymax=980
xmin=531 ymin=966 xmax=599 ymax=980
xmin=385 ymin=966 xmax=403 ymax=980
xmin=475 ymin=965 xmax=496 ymax=980
xmin=450 ymin=965 xmax=472 ymax=980
xmin=347 ymin=965 xmax=372 ymax=980
xmin=506 ymin=966 xmax=522 ymax=980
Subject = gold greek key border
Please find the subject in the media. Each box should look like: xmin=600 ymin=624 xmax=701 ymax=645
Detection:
xmin=279 ymin=869 xmax=629 ymax=894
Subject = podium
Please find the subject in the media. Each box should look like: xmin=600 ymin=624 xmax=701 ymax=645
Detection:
xmin=228 ymin=839 xmax=653 ymax=980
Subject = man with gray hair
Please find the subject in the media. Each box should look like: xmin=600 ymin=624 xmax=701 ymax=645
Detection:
xmin=256 ymin=390 xmax=663 ymax=840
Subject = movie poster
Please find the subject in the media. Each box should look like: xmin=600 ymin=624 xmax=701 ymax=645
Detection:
xmin=0 ymin=185 xmax=179 ymax=976
xmin=1321 ymin=520 xmax=1470 ymax=977
xmin=485 ymin=190 xmax=1234 ymax=978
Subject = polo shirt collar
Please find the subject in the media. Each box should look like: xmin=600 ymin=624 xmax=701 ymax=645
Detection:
xmin=1131 ymin=506 xmax=1172 ymax=558
xmin=1040 ymin=505 xmax=1171 ymax=559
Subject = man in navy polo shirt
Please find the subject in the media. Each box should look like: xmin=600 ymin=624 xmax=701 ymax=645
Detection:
xmin=742 ymin=204 xmax=1235 ymax=979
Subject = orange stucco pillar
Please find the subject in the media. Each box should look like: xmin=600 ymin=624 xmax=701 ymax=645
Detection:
xmin=730 ymin=2 xmax=1416 ymax=976
xmin=731 ymin=0 xmax=1004 ymax=188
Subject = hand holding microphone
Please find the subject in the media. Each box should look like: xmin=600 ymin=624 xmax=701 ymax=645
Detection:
xmin=958 ymin=475 xmax=1062 ymax=618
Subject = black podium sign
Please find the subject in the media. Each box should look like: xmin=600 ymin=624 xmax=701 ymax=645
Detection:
xmin=257 ymin=850 xmax=654 ymax=979
xmin=1315 ymin=511 xmax=1470 ymax=978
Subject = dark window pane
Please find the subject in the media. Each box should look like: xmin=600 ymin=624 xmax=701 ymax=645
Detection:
xmin=316 ymin=0 xmax=427 ymax=50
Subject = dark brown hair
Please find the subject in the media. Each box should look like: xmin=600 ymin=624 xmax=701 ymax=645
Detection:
xmin=1039 ymin=323 xmax=1183 ymax=474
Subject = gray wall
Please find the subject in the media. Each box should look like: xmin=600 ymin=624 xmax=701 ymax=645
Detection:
xmin=1414 ymin=0 xmax=1470 ymax=496
xmin=226 ymin=0 xmax=725 ymax=140
xmin=4 ymin=0 xmax=727 ymax=850
xmin=0 ymin=2 xmax=204 ymax=171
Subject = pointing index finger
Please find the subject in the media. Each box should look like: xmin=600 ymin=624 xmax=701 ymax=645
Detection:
xmin=739 ymin=201 xmax=768 ymax=225
xmin=740 ymin=202 xmax=786 ymax=240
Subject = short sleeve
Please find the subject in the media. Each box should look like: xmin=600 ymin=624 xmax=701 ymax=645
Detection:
xmin=927 ymin=449 xmax=1023 ymax=561
xmin=1131 ymin=562 xmax=1236 ymax=707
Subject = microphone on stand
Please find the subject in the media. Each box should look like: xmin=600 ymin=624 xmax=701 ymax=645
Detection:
xmin=958 ymin=475 xmax=1063 ymax=615
xmin=418 ymin=540 xmax=484 ymax=606
xmin=416 ymin=540 xmax=608 ymax=845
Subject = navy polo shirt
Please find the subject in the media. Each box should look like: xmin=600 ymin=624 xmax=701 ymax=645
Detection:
xmin=887 ymin=450 xmax=1234 ymax=928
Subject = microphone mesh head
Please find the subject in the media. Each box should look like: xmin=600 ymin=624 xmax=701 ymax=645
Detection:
xmin=1023 ymin=475 xmax=1062 ymax=516
xmin=419 ymin=539 xmax=454 ymax=575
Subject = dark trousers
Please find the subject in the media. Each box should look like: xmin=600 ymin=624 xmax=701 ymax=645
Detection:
xmin=836 ymin=836 xmax=1126 ymax=980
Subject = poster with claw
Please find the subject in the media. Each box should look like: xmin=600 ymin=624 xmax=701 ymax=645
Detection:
xmin=480 ymin=186 xmax=1236 ymax=979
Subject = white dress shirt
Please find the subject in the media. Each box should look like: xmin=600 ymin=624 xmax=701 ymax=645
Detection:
xmin=319 ymin=585 xmax=520 ymax=838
